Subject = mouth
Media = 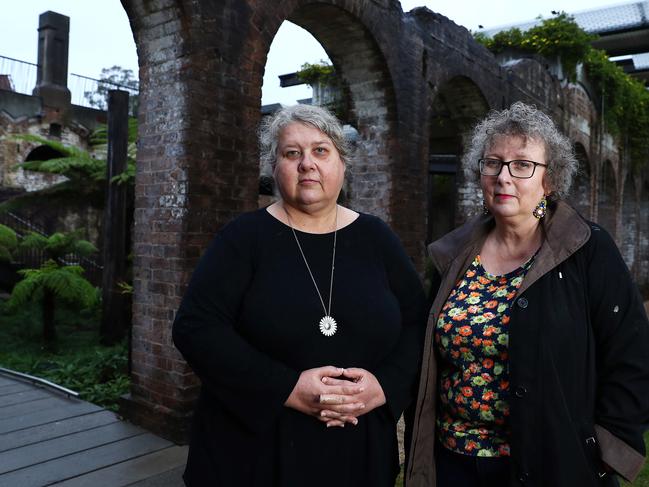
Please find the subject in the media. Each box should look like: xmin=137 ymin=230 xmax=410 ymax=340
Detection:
xmin=299 ymin=179 xmax=319 ymax=185
xmin=495 ymin=194 xmax=515 ymax=200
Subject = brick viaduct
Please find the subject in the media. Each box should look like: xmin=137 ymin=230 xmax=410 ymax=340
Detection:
xmin=120 ymin=0 xmax=648 ymax=439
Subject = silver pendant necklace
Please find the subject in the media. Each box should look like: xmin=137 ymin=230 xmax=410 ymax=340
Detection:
xmin=284 ymin=206 xmax=338 ymax=337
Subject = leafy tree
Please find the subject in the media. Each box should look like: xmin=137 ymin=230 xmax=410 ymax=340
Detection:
xmin=84 ymin=65 xmax=139 ymax=116
xmin=7 ymin=231 xmax=98 ymax=347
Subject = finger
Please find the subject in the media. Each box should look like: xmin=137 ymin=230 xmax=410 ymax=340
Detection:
xmin=338 ymin=415 xmax=359 ymax=425
xmin=317 ymin=366 xmax=345 ymax=378
xmin=319 ymin=394 xmax=348 ymax=405
xmin=323 ymin=402 xmax=366 ymax=414
xmin=325 ymin=419 xmax=345 ymax=428
xmin=321 ymin=376 xmax=356 ymax=386
xmin=324 ymin=383 xmax=365 ymax=395
xmin=341 ymin=368 xmax=365 ymax=381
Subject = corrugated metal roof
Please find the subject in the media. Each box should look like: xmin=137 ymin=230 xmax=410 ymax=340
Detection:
xmin=632 ymin=52 xmax=649 ymax=69
xmin=482 ymin=1 xmax=649 ymax=36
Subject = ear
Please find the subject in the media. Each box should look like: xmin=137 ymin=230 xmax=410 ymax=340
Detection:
xmin=542 ymin=173 xmax=552 ymax=196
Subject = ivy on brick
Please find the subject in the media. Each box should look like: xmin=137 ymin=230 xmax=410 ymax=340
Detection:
xmin=474 ymin=13 xmax=649 ymax=170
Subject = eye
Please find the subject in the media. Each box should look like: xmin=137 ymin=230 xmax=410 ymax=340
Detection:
xmin=313 ymin=146 xmax=329 ymax=156
xmin=284 ymin=149 xmax=301 ymax=159
xmin=512 ymin=160 xmax=532 ymax=169
xmin=484 ymin=159 xmax=501 ymax=168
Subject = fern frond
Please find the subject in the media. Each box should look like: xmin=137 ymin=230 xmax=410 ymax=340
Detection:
xmin=0 ymin=246 xmax=12 ymax=262
xmin=0 ymin=224 xmax=18 ymax=249
xmin=72 ymin=239 xmax=98 ymax=257
xmin=42 ymin=266 xmax=97 ymax=307
xmin=7 ymin=268 xmax=44 ymax=308
xmin=13 ymin=135 xmax=78 ymax=157
xmin=19 ymin=232 xmax=49 ymax=251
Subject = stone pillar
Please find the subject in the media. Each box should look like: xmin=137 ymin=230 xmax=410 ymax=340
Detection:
xmin=32 ymin=11 xmax=71 ymax=115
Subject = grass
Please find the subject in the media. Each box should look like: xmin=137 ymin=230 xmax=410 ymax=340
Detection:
xmin=0 ymin=297 xmax=130 ymax=411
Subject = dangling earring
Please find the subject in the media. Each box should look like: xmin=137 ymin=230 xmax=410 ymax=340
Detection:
xmin=482 ymin=199 xmax=490 ymax=215
xmin=533 ymin=196 xmax=547 ymax=219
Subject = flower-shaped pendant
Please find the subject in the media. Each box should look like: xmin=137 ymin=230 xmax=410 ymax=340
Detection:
xmin=319 ymin=315 xmax=337 ymax=337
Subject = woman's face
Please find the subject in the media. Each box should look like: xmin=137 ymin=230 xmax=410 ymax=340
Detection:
xmin=274 ymin=122 xmax=345 ymax=212
xmin=481 ymin=135 xmax=549 ymax=223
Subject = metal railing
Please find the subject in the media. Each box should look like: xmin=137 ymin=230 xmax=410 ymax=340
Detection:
xmin=0 ymin=54 xmax=139 ymax=114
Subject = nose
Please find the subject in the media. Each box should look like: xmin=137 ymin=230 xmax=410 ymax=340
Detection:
xmin=496 ymin=163 xmax=514 ymax=184
xmin=298 ymin=152 xmax=316 ymax=171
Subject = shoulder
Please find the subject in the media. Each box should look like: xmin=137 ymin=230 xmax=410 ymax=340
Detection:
xmin=219 ymin=208 xmax=271 ymax=237
xmin=353 ymin=213 xmax=403 ymax=246
xmin=427 ymin=214 xmax=491 ymax=269
xmin=580 ymin=221 xmax=624 ymax=262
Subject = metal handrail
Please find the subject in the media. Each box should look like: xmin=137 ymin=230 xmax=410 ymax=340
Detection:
xmin=0 ymin=367 xmax=80 ymax=398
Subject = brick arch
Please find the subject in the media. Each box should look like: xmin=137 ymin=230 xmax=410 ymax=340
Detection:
xmin=568 ymin=142 xmax=591 ymax=219
xmin=622 ymin=171 xmax=638 ymax=272
xmin=598 ymin=159 xmax=617 ymax=236
xmin=428 ymin=75 xmax=490 ymax=235
xmin=283 ymin=2 xmax=400 ymax=221
xmin=120 ymin=0 xmax=408 ymax=440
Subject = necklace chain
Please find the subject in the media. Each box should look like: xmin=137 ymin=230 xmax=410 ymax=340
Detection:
xmin=284 ymin=206 xmax=337 ymax=318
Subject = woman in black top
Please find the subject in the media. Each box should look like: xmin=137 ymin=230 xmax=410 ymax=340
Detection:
xmin=173 ymin=104 xmax=427 ymax=486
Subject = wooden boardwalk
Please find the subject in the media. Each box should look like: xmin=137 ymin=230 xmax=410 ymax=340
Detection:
xmin=0 ymin=372 xmax=188 ymax=487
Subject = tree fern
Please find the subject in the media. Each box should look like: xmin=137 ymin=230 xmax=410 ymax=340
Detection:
xmin=19 ymin=231 xmax=97 ymax=260
xmin=0 ymin=224 xmax=17 ymax=262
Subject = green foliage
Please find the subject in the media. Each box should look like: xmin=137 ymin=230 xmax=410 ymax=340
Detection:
xmin=14 ymin=135 xmax=106 ymax=181
xmin=84 ymin=65 xmax=139 ymax=116
xmin=0 ymin=300 xmax=129 ymax=411
xmin=0 ymin=224 xmax=17 ymax=262
xmin=474 ymin=13 xmax=649 ymax=170
xmin=19 ymin=231 xmax=97 ymax=259
xmin=7 ymin=260 xmax=98 ymax=310
xmin=297 ymin=60 xmax=337 ymax=86
xmin=475 ymin=13 xmax=594 ymax=81
xmin=117 ymin=280 xmax=134 ymax=295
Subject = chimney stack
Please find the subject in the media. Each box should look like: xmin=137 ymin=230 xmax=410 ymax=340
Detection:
xmin=32 ymin=11 xmax=71 ymax=114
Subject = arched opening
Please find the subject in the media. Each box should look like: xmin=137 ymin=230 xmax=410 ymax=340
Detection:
xmin=597 ymin=159 xmax=616 ymax=235
xmin=568 ymin=142 xmax=591 ymax=218
xmin=275 ymin=3 xmax=398 ymax=221
xmin=25 ymin=144 xmax=64 ymax=162
xmin=428 ymin=76 xmax=489 ymax=243
xmin=259 ymin=21 xmax=334 ymax=208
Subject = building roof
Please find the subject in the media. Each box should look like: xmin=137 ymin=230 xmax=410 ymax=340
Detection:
xmin=482 ymin=1 xmax=649 ymax=36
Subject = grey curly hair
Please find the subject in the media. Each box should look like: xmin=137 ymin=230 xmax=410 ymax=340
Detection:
xmin=463 ymin=101 xmax=577 ymax=199
xmin=259 ymin=104 xmax=351 ymax=168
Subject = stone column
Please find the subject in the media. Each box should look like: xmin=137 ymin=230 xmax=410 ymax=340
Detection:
xmin=32 ymin=11 xmax=71 ymax=114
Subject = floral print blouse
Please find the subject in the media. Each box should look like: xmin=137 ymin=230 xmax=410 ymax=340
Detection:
xmin=435 ymin=254 xmax=535 ymax=457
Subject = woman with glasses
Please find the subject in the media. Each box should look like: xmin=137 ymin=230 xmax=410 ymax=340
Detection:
xmin=405 ymin=102 xmax=649 ymax=487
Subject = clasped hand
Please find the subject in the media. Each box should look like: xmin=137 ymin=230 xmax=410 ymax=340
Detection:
xmin=284 ymin=366 xmax=386 ymax=428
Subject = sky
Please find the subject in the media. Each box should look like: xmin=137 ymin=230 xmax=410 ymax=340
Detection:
xmin=0 ymin=0 xmax=631 ymax=106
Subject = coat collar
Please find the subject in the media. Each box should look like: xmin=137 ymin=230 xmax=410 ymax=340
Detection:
xmin=427 ymin=200 xmax=591 ymax=295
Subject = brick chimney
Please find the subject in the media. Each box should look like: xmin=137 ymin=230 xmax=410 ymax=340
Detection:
xmin=32 ymin=11 xmax=71 ymax=116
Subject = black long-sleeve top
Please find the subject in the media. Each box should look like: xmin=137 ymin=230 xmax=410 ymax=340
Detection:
xmin=173 ymin=208 xmax=428 ymax=487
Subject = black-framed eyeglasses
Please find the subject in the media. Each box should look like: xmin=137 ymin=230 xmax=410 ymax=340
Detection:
xmin=478 ymin=158 xmax=548 ymax=179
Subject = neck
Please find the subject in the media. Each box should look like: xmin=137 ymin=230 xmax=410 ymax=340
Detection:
xmin=278 ymin=201 xmax=338 ymax=233
xmin=491 ymin=216 xmax=543 ymax=258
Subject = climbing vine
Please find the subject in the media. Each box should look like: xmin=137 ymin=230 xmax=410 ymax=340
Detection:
xmin=474 ymin=13 xmax=649 ymax=170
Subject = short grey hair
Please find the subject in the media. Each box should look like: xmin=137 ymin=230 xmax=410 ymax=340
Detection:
xmin=259 ymin=104 xmax=351 ymax=167
xmin=463 ymin=101 xmax=577 ymax=199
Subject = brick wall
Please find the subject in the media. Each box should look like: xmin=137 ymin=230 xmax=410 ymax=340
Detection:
xmin=121 ymin=0 xmax=649 ymax=441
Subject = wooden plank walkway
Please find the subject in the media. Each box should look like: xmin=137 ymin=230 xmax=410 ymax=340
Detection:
xmin=0 ymin=372 xmax=188 ymax=487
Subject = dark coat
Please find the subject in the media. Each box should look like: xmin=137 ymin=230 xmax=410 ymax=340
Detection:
xmin=406 ymin=201 xmax=649 ymax=487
